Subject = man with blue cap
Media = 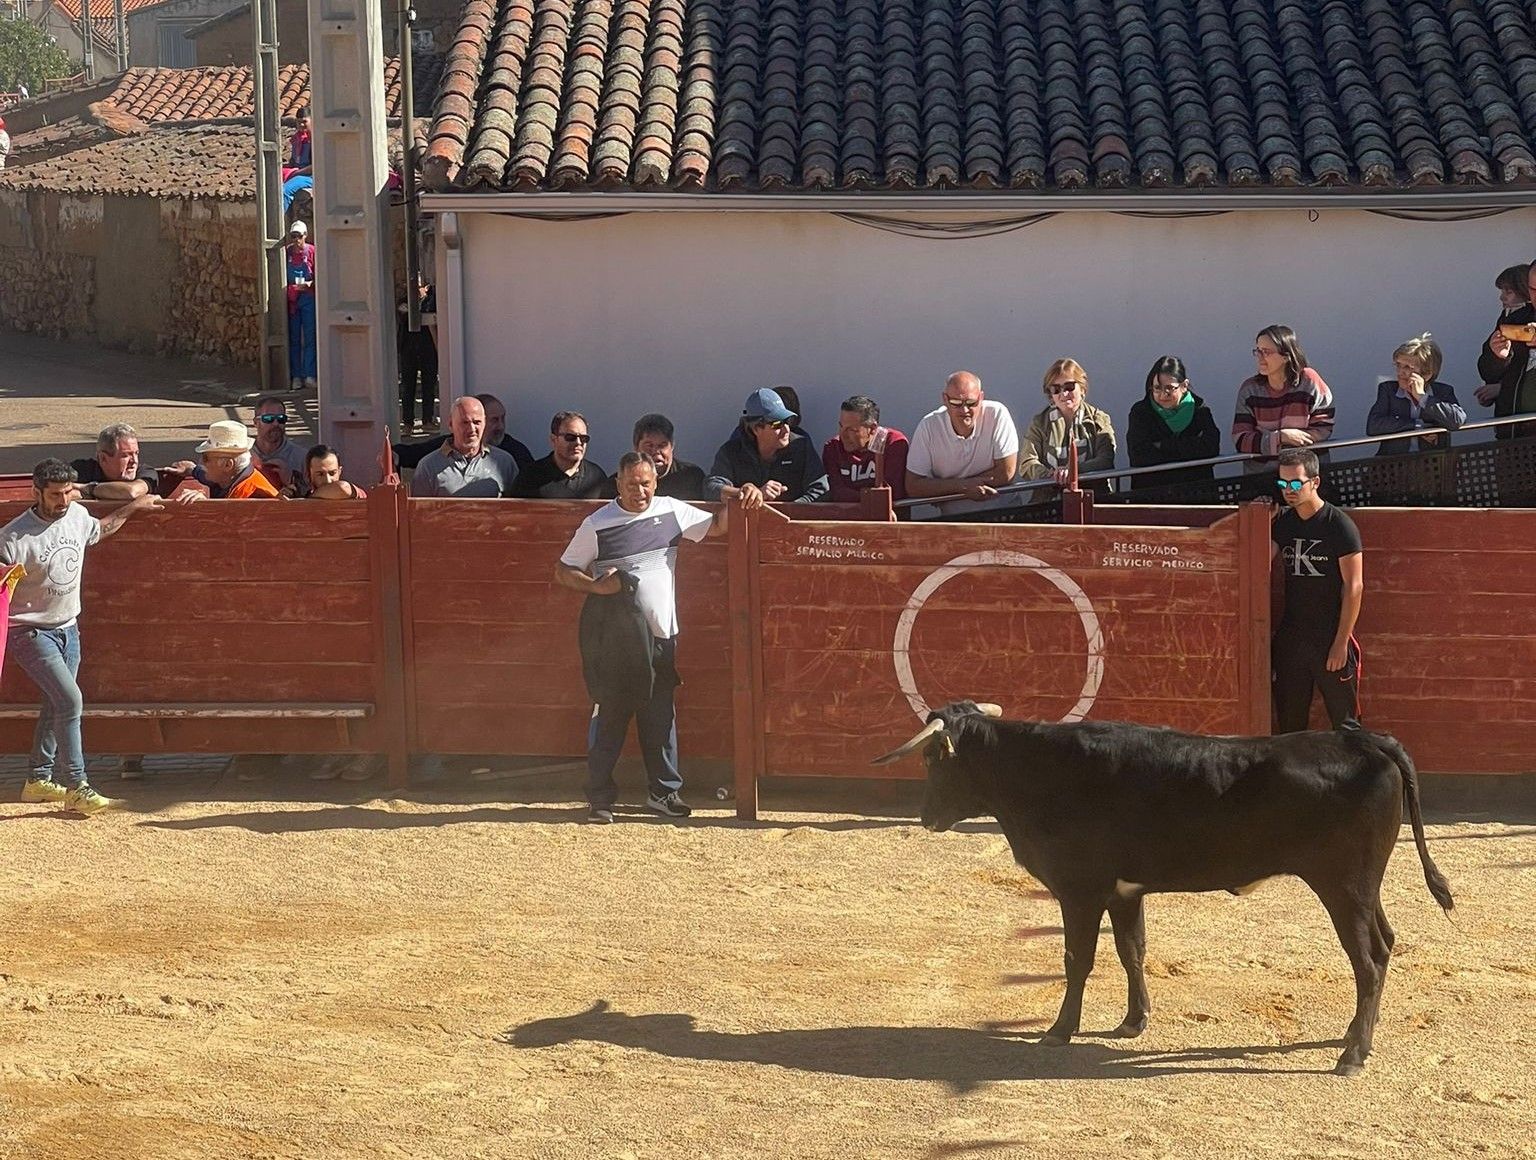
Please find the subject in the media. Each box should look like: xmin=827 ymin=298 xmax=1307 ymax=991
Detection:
xmin=703 ymin=387 xmax=829 ymax=508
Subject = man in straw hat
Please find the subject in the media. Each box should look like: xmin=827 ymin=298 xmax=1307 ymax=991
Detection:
xmin=173 ymin=420 xmax=281 ymax=502
xmin=1 ymin=459 xmax=164 ymax=814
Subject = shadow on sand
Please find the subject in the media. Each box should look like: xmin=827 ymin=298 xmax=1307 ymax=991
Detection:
xmin=501 ymin=1000 xmax=1339 ymax=1093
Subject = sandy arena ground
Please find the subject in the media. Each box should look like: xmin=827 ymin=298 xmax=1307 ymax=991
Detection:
xmin=1 ymin=781 xmax=1532 ymax=1160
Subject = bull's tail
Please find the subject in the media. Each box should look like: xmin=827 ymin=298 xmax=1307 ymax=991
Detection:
xmin=1368 ymin=732 xmax=1454 ymax=914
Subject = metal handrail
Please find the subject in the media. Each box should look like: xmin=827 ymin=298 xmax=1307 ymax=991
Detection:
xmin=894 ymin=412 xmax=1536 ymax=510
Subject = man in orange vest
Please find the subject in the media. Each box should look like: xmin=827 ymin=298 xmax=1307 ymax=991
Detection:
xmin=173 ymin=421 xmax=280 ymax=502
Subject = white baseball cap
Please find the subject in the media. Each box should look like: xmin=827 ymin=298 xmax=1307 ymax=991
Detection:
xmin=289 ymin=220 xmax=308 ymax=236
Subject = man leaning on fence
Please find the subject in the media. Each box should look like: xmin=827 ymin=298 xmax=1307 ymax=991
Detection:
xmin=556 ymin=451 xmax=730 ymax=824
xmin=3 ymin=460 xmax=164 ymax=815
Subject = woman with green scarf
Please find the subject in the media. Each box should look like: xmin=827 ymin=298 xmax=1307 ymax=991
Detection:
xmin=1126 ymin=355 xmax=1222 ymax=494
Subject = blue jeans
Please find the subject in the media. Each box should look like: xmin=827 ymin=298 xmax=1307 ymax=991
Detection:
xmin=289 ymin=293 xmax=317 ymax=380
xmin=585 ymin=637 xmax=682 ymax=808
xmin=9 ymin=624 xmax=86 ymax=789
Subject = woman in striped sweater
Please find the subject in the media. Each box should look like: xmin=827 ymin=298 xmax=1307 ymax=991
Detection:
xmin=1231 ymin=324 xmax=1335 ymax=472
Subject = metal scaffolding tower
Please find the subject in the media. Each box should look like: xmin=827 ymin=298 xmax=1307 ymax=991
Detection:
xmin=252 ymin=0 xmax=288 ymax=394
xmin=309 ymin=0 xmax=398 ymax=481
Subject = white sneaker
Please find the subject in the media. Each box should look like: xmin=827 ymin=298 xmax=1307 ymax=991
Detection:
xmin=290 ymin=377 xmax=303 ymax=390
xmin=303 ymin=376 xmax=317 ymax=389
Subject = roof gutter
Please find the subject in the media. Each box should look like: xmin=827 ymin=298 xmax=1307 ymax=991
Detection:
xmin=420 ymin=188 xmax=1536 ymax=215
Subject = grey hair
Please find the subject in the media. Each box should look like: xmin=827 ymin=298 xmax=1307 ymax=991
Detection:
xmin=229 ymin=452 xmax=252 ymax=473
xmin=97 ymin=422 xmax=138 ymax=454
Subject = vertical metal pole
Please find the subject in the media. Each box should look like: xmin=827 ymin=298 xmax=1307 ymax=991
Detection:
xmin=310 ymin=0 xmax=398 ymax=481
xmin=113 ymin=0 xmax=126 ymax=71
xmin=81 ymin=0 xmax=96 ymax=79
xmin=399 ymin=0 xmax=421 ymax=331
xmin=253 ymin=0 xmax=288 ymax=392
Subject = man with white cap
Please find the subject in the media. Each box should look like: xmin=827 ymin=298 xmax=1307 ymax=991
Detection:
xmin=286 ymin=220 xmax=317 ymax=389
xmin=174 ymin=421 xmax=280 ymax=502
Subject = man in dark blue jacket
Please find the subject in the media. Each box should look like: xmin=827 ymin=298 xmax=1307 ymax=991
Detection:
xmin=703 ymin=388 xmax=829 ymax=507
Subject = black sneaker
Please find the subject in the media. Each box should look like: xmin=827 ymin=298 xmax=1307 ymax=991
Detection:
xmin=645 ymin=792 xmax=692 ymax=818
xmin=588 ymin=807 xmax=615 ymax=825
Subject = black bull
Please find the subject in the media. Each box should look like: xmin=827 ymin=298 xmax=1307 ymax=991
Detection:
xmin=873 ymin=702 xmax=1455 ymax=1076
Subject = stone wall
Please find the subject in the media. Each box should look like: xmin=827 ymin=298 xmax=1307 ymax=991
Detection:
xmin=0 ymin=187 xmax=260 ymax=365
xmin=161 ymin=199 xmax=262 ymax=364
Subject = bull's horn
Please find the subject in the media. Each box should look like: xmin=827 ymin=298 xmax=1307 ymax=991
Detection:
xmin=976 ymin=703 xmax=1003 ymax=717
xmin=871 ymin=718 xmax=947 ymax=765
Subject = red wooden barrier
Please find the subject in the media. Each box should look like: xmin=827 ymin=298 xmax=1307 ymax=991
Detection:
xmin=1 ymin=487 xmax=1530 ymax=807
xmin=737 ymin=506 xmax=1272 ymax=808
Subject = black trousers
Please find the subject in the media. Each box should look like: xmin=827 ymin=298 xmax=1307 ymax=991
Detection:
xmin=398 ymin=331 xmax=439 ymax=427
xmin=1273 ymin=632 xmax=1361 ymax=734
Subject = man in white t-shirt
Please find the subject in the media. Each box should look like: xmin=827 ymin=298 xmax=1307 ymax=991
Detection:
xmin=905 ymin=370 xmax=1020 ymax=501
xmin=556 ymin=451 xmax=730 ymax=823
xmin=1 ymin=459 xmax=164 ymax=815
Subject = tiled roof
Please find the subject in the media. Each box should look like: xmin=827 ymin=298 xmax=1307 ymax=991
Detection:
xmin=423 ymin=0 xmax=1536 ymax=194
xmin=0 ymin=125 xmax=263 ymax=200
xmin=107 ymin=60 xmax=435 ymax=123
xmin=49 ymin=0 xmax=167 ymax=19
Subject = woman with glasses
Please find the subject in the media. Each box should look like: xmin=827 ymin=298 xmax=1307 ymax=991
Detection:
xmin=1232 ymin=324 xmax=1334 ymax=472
xmin=1366 ymin=333 xmax=1465 ymax=456
xmin=1020 ymin=359 xmax=1117 ymax=489
xmin=1125 ymin=356 xmax=1221 ymax=493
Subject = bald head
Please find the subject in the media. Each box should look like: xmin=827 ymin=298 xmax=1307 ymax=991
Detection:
xmin=450 ymin=396 xmax=486 ymax=455
xmin=942 ymin=371 xmax=984 ymax=435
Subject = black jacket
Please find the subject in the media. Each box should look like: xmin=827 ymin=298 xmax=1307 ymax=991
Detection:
xmin=1476 ymin=303 xmax=1535 ymax=437
xmin=578 ymin=575 xmax=655 ymax=710
xmin=1125 ymin=393 xmax=1221 ymax=490
xmin=703 ymin=428 xmax=829 ymax=502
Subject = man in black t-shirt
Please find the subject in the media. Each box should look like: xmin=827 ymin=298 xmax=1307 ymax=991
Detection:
xmin=597 ymin=413 xmax=707 ymax=501
xmin=71 ymin=422 xmax=160 ymax=501
xmin=1270 ymin=447 xmax=1365 ymax=732
xmin=511 ymin=410 xmax=608 ymax=499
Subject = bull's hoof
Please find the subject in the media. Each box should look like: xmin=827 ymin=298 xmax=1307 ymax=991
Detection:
xmin=1333 ymin=1059 xmax=1365 ymax=1078
xmin=1111 ymin=1018 xmax=1148 ymax=1039
xmin=1039 ymin=1030 xmax=1072 ymax=1047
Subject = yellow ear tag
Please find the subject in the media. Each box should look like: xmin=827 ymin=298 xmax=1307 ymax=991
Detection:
xmin=940 ymin=734 xmax=956 ymax=759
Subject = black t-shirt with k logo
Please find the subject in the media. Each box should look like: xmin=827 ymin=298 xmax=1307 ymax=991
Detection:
xmin=1271 ymin=502 xmax=1363 ymax=640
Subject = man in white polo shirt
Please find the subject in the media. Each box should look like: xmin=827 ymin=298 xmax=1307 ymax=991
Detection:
xmin=905 ymin=370 xmax=1020 ymax=501
xmin=556 ymin=452 xmax=730 ymax=824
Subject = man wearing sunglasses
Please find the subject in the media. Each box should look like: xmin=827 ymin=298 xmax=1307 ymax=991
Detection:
xmin=703 ymin=387 xmax=829 ymax=507
xmin=905 ymin=371 xmax=1019 ymax=501
xmin=249 ymin=396 xmax=310 ymax=492
xmin=1270 ymin=447 xmax=1364 ymax=733
xmin=511 ymin=411 xmax=610 ymax=499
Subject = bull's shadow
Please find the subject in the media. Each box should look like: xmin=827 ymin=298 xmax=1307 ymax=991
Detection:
xmin=502 ymin=1000 xmax=1338 ymax=1091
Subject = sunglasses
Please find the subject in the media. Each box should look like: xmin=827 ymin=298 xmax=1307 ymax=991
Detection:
xmin=943 ymin=398 xmax=980 ymax=410
xmin=1276 ymin=477 xmax=1315 ymax=492
xmin=257 ymin=414 xmax=289 ymax=425
xmin=754 ymin=419 xmax=789 ymax=430
xmin=557 ymin=432 xmax=590 ymax=444
xmin=1048 ymin=382 xmax=1082 ymax=396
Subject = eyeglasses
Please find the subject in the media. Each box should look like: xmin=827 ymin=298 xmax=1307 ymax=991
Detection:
xmin=754 ymin=419 xmax=789 ymax=430
xmin=557 ymin=432 xmax=590 ymax=444
xmin=257 ymin=414 xmax=289 ymax=425
xmin=1150 ymin=383 xmax=1185 ymax=397
xmin=1276 ymin=477 xmax=1315 ymax=492
xmin=943 ymin=398 xmax=981 ymax=410
xmin=1048 ymin=382 xmax=1082 ymax=396
xmin=1252 ymin=347 xmax=1280 ymax=359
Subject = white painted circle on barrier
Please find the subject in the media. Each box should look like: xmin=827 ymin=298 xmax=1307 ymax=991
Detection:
xmin=893 ymin=550 xmax=1104 ymax=723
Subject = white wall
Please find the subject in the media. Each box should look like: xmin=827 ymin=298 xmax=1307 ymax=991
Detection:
xmin=453 ymin=207 xmax=1535 ymax=474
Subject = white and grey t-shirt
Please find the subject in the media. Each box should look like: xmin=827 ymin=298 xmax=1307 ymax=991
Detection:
xmin=0 ymin=503 xmax=103 ymax=629
xmin=560 ymin=496 xmax=713 ymax=639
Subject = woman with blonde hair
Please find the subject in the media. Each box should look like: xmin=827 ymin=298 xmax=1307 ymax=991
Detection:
xmin=1366 ymin=333 xmax=1465 ymax=456
xmin=1020 ymin=358 xmax=1117 ymax=487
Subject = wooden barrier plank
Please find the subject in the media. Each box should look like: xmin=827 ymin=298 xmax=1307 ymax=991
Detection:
xmin=409 ymin=618 xmax=730 ymax=663
xmin=1349 ymin=508 xmax=1536 ymax=553
xmin=0 ymin=501 xmax=371 ymax=541
xmin=86 ymin=538 xmax=372 ymax=583
xmin=13 ymin=621 xmax=375 ymax=666
xmin=76 ymin=581 xmax=372 ymax=623
xmin=0 ymin=718 xmax=384 ymax=754
xmin=1362 ymin=552 xmax=1536 ymax=594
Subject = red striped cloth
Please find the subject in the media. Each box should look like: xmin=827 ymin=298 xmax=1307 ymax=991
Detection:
xmin=1231 ymin=368 xmax=1335 ymax=456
